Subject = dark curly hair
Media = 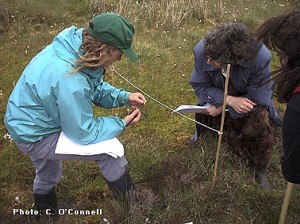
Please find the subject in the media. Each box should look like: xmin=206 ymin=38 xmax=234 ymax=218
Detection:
xmin=204 ymin=22 xmax=262 ymax=64
xmin=256 ymin=11 xmax=300 ymax=103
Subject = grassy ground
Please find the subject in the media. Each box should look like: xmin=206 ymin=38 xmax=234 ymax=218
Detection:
xmin=1 ymin=0 xmax=300 ymax=223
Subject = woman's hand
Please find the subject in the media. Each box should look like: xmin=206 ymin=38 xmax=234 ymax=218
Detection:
xmin=226 ymin=96 xmax=257 ymax=114
xmin=128 ymin=93 xmax=147 ymax=106
xmin=123 ymin=108 xmax=141 ymax=127
xmin=202 ymin=105 xmax=223 ymax=117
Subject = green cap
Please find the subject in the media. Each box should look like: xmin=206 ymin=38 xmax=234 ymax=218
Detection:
xmin=87 ymin=13 xmax=138 ymax=62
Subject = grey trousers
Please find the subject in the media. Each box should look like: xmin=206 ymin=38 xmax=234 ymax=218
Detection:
xmin=15 ymin=132 xmax=128 ymax=195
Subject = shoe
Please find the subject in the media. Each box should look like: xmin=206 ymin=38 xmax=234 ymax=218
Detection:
xmin=105 ymin=170 xmax=135 ymax=201
xmin=254 ymin=167 xmax=272 ymax=190
xmin=33 ymin=188 xmax=58 ymax=218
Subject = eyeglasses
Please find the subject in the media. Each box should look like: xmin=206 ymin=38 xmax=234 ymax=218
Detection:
xmin=207 ymin=56 xmax=223 ymax=63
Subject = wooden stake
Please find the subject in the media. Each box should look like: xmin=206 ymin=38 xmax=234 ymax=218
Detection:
xmin=279 ymin=182 xmax=293 ymax=224
xmin=211 ymin=64 xmax=231 ymax=191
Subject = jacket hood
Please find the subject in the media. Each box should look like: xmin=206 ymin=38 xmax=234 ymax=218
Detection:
xmin=53 ymin=26 xmax=103 ymax=78
xmin=53 ymin=26 xmax=83 ymax=65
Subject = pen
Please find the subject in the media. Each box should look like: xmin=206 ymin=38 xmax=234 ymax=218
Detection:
xmin=126 ymin=113 xmax=138 ymax=127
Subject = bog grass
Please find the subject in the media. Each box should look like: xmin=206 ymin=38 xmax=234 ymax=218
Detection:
xmin=1 ymin=0 xmax=300 ymax=223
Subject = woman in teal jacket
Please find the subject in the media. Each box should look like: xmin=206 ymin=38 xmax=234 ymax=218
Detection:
xmin=4 ymin=13 xmax=146 ymax=216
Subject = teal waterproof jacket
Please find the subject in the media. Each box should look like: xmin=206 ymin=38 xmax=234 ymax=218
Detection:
xmin=4 ymin=26 xmax=131 ymax=144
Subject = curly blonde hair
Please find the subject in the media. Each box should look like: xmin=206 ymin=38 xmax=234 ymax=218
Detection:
xmin=73 ymin=29 xmax=116 ymax=75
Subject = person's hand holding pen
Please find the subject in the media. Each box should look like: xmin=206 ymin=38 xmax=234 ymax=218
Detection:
xmin=124 ymin=108 xmax=141 ymax=127
xmin=124 ymin=92 xmax=146 ymax=127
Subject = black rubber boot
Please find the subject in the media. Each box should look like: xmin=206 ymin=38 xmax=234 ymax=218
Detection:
xmin=255 ymin=167 xmax=272 ymax=190
xmin=33 ymin=188 xmax=58 ymax=218
xmin=105 ymin=171 xmax=135 ymax=201
xmin=189 ymin=112 xmax=209 ymax=143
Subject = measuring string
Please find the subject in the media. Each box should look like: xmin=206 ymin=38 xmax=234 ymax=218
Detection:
xmin=111 ymin=67 xmax=221 ymax=135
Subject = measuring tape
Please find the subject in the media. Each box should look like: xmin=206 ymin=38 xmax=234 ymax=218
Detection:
xmin=111 ymin=67 xmax=221 ymax=134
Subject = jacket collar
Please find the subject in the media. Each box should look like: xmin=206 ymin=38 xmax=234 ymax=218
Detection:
xmin=80 ymin=67 xmax=104 ymax=79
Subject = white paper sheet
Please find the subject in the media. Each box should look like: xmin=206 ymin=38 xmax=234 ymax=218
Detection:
xmin=173 ymin=103 xmax=211 ymax=114
xmin=55 ymin=132 xmax=124 ymax=158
